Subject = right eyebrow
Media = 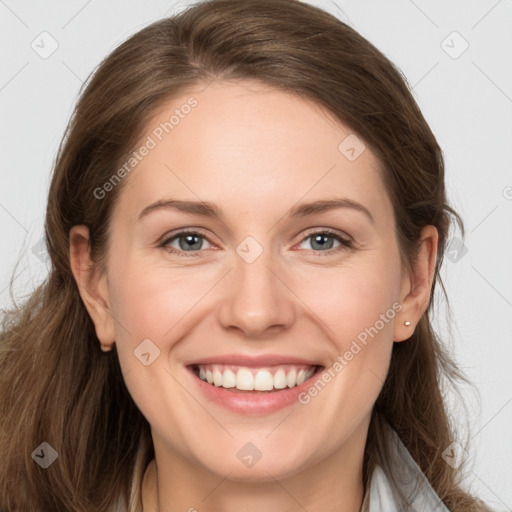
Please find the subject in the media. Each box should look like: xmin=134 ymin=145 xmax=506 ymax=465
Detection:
xmin=138 ymin=199 xmax=224 ymax=222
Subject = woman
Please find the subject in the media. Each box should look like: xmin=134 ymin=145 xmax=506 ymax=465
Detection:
xmin=0 ymin=0 xmax=493 ymax=510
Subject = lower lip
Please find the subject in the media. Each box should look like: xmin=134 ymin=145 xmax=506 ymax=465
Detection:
xmin=186 ymin=366 xmax=322 ymax=415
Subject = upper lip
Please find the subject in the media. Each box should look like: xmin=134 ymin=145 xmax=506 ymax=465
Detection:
xmin=185 ymin=354 xmax=323 ymax=368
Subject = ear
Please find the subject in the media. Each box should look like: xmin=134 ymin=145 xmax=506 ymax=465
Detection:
xmin=394 ymin=225 xmax=439 ymax=342
xmin=69 ymin=225 xmax=115 ymax=352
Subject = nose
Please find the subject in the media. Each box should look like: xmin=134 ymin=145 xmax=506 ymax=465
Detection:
xmin=217 ymin=241 xmax=296 ymax=339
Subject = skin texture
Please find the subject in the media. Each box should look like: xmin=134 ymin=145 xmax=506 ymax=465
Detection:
xmin=70 ymin=80 xmax=438 ymax=512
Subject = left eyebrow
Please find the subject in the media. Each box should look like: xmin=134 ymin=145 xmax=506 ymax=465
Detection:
xmin=137 ymin=197 xmax=375 ymax=225
xmin=286 ymin=198 xmax=375 ymax=224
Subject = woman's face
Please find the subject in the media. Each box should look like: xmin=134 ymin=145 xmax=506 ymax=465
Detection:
xmin=86 ymin=79 xmax=414 ymax=481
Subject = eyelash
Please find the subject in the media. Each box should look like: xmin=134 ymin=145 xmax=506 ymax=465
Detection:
xmin=159 ymin=228 xmax=353 ymax=258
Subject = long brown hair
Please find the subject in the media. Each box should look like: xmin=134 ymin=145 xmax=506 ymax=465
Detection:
xmin=0 ymin=1 xmax=491 ymax=510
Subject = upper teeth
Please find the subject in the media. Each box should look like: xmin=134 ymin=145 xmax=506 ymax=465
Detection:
xmin=196 ymin=364 xmax=316 ymax=391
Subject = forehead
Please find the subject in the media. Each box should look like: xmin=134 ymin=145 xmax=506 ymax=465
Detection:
xmin=114 ymin=79 xmax=392 ymax=226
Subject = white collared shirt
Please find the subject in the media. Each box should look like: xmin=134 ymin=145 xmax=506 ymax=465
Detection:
xmin=362 ymin=422 xmax=450 ymax=511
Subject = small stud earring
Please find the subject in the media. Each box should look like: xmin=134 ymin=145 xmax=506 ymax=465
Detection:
xmin=404 ymin=321 xmax=411 ymax=326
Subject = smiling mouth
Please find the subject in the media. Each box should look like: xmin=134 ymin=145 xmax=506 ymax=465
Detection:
xmin=190 ymin=363 xmax=323 ymax=393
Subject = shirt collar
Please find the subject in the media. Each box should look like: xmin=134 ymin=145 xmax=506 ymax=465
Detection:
xmin=365 ymin=422 xmax=450 ymax=512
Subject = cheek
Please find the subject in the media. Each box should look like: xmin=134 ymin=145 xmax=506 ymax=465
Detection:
xmin=105 ymin=260 xmax=207 ymax=415
xmin=293 ymin=255 xmax=401 ymax=347
xmin=108 ymin=259 xmax=212 ymax=344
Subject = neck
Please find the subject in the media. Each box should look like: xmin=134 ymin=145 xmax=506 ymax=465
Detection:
xmin=142 ymin=424 xmax=368 ymax=512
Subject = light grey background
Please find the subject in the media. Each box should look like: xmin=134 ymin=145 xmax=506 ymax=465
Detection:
xmin=1 ymin=0 xmax=511 ymax=509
